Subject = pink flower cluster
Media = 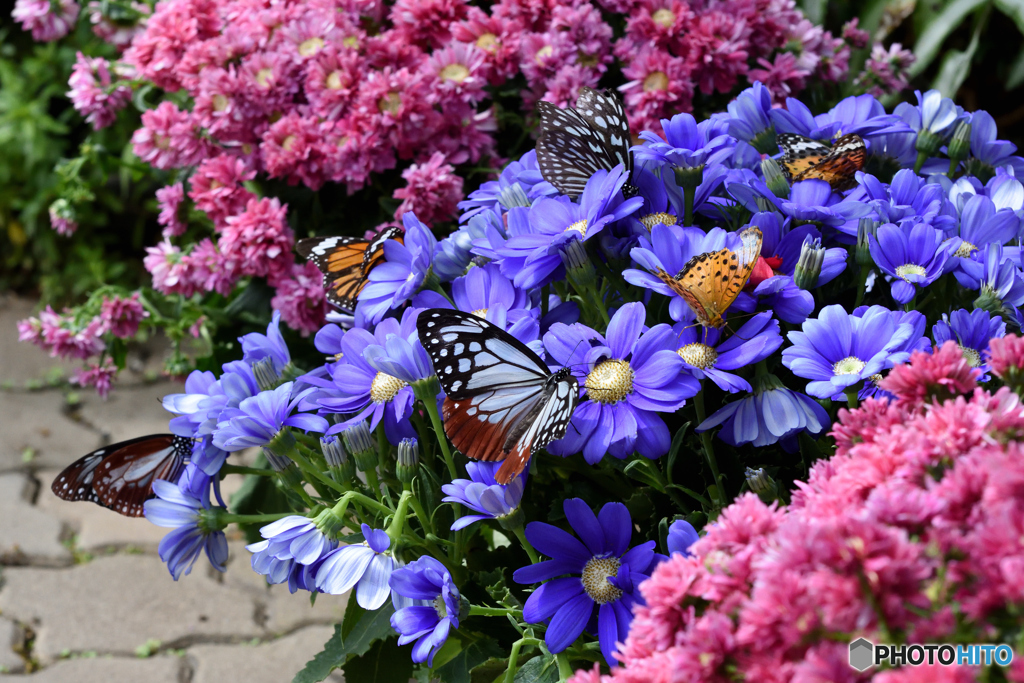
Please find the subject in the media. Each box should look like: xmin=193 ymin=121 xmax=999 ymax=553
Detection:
xmin=572 ymin=340 xmax=1024 ymax=683
xmin=68 ymin=53 xmax=132 ymax=129
xmin=855 ymin=42 xmax=916 ymax=98
xmin=12 ymin=0 xmax=79 ymax=41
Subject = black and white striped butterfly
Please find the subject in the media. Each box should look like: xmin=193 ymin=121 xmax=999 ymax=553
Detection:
xmin=51 ymin=434 xmax=192 ymax=517
xmin=417 ymin=309 xmax=578 ymax=484
xmin=536 ymin=87 xmax=636 ymax=198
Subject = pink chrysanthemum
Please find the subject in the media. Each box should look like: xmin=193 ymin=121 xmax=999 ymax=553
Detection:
xmin=183 ymin=238 xmax=239 ymax=296
xmin=855 ymin=42 xmax=915 ymax=97
xmin=261 ymin=113 xmax=332 ymax=190
xmin=67 ymin=53 xmax=131 ymax=130
xmin=71 ymin=358 xmax=119 ymax=399
xmin=304 ymin=47 xmax=363 ymax=119
xmin=422 ymin=42 xmax=489 ymax=104
xmin=425 ymin=101 xmax=498 ymax=165
xmin=987 ymin=333 xmax=1024 ymax=387
xmin=270 ymin=262 xmax=329 ymax=336
xmin=48 ymin=200 xmax=78 ymax=237
xmin=392 ymin=151 xmax=464 ymax=225
xmin=86 ymin=0 xmax=150 ymax=48
xmin=879 ymin=341 xmax=980 ymax=410
xmin=99 ymin=293 xmax=149 ymax=338
xmin=132 ymin=101 xmax=211 ymax=170
xmin=748 ymin=52 xmax=807 ymax=101
xmin=218 ymin=197 xmax=294 ymax=285
xmin=156 ymin=183 xmax=187 ymax=237
xmin=841 ymin=18 xmax=870 ymax=49
xmin=451 ymin=7 xmax=522 ymax=84
xmin=13 ymin=0 xmax=80 ymax=41
xmin=188 ymin=155 xmax=257 ymax=227
xmin=620 ymin=47 xmax=695 ymax=135
xmin=688 ymin=10 xmax=750 ymax=95
xmin=389 ymin=0 xmax=469 ymax=49
xmin=144 ymin=239 xmax=200 ymax=297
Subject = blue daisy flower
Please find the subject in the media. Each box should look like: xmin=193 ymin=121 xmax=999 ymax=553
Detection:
xmin=956 ymin=244 xmax=1024 ymax=307
xmin=697 ymin=380 xmax=830 ymax=449
xmin=666 ymin=520 xmax=699 ymax=557
xmin=441 ymin=461 xmax=526 ymax=531
xmin=213 ymin=382 xmax=328 ymax=451
xmin=933 ymin=308 xmax=1006 ymax=380
xmin=673 ymin=312 xmax=782 ymax=393
xmin=633 ymin=112 xmax=734 ymax=170
xmin=389 ymin=556 xmax=462 ymax=666
xmin=357 ymin=213 xmax=437 ymax=326
xmin=144 ymin=480 xmax=228 ymax=580
xmin=316 ymin=524 xmax=397 ymax=610
xmin=770 ymin=92 xmax=909 ymax=140
xmin=868 ymin=221 xmax=955 ymax=304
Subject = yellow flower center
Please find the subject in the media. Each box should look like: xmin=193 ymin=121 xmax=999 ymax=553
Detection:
xmin=895 ymin=264 xmax=927 ymax=281
xmin=476 ymin=32 xmax=498 ymax=52
xmin=585 ymin=360 xmax=634 ymax=404
xmin=677 ymin=343 xmax=718 ymax=370
xmin=535 ymin=45 xmax=554 ymax=63
xmin=471 ymin=308 xmax=489 ymax=318
xmin=255 ymin=68 xmax=273 ymax=88
xmin=565 ymin=219 xmax=588 ymax=237
xmin=378 ymin=92 xmax=401 ymax=114
xmin=961 ymin=346 xmax=981 ymax=367
xmin=652 ymin=8 xmax=676 ymax=28
xmin=581 ymin=556 xmax=623 ymax=604
xmin=870 ymin=373 xmax=884 ymax=385
xmin=298 ymin=37 xmax=324 ymax=57
xmin=576 ymin=51 xmax=599 ymax=67
xmin=326 ymin=71 xmax=343 ymax=90
xmin=432 ymin=595 xmax=447 ymax=618
xmin=212 ymin=94 xmax=230 ymax=112
xmin=643 ymin=71 xmax=669 ymax=92
xmin=833 ymin=356 xmax=866 ymax=376
xmin=282 ymin=135 xmax=296 ymax=151
xmin=342 ymin=35 xmax=359 ymax=49
xmin=639 ymin=212 xmax=677 ymax=231
xmin=440 ymin=63 xmax=470 ymax=83
xmin=370 ymin=372 xmax=407 ymax=403
xmin=954 ymin=241 xmax=978 ymax=258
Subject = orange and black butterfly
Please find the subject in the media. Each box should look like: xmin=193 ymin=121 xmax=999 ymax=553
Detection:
xmin=778 ymin=133 xmax=866 ymax=192
xmin=655 ymin=227 xmax=763 ymax=329
xmin=296 ymin=227 xmax=403 ymax=311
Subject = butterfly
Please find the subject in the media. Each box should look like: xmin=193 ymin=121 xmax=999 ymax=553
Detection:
xmin=777 ymin=133 xmax=866 ymax=192
xmin=417 ymin=309 xmax=579 ymax=484
xmin=536 ymin=87 xmax=637 ymax=198
xmin=51 ymin=434 xmax=192 ymax=517
xmin=655 ymin=227 xmax=763 ymax=329
xmin=296 ymin=226 xmax=404 ymax=311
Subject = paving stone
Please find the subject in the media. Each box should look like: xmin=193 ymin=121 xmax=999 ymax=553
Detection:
xmin=7 ymin=654 xmax=182 ymax=682
xmin=35 ymin=468 xmax=169 ymax=552
xmin=220 ymin=542 xmax=348 ymax=634
xmin=0 ymin=295 xmax=78 ymax=387
xmin=0 ymin=391 xmax=101 ymax=473
xmin=0 ymin=618 xmax=25 ymax=673
xmin=189 ymin=625 xmax=345 ymax=683
xmin=75 ymin=381 xmax=183 ymax=445
xmin=0 ymin=554 xmax=262 ymax=663
xmin=0 ymin=474 xmax=72 ymax=566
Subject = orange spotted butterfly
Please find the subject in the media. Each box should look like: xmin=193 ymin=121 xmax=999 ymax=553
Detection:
xmin=777 ymin=133 xmax=866 ymax=192
xmin=51 ymin=434 xmax=192 ymax=517
xmin=296 ymin=226 xmax=404 ymax=311
xmin=655 ymin=227 xmax=763 ymax=329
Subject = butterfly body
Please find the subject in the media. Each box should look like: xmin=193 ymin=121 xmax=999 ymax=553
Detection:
xmin=296 ymin=226 xmax=403 ymax=311
xmin=417 ymin=309 xmax=578 ymax=484
xmin=657 ymin=227 xmax=763 ymax=328
xmin=51 ymin=434 xmax=192 ymax=517
xmin=536 ymin=87 xmax=636 ymax=198
xmin=777 ymin=133 xmax=866 ymax=191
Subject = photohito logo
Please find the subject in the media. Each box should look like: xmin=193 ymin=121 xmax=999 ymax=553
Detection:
xmin=848 ymin=639 xmax=1014 ymax=671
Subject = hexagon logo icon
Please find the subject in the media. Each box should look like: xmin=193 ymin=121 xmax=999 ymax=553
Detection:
xmin=849 ymin=638 xmax=874 ymax=671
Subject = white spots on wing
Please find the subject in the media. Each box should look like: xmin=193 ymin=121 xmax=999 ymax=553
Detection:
xmin=439 ymin=348 xmax=448 ymax=357
xmin=451 ymin=380 xmax=462 ymax=393
xmin=469 ymin=342 xmax=481 ymax=352
xmin=454 ymin=343 xmax=464 ymax=355
xmin=442 ymin=333 xmax=458 ymax=342
xmin=459 ymin=358 xmax=471 ymax=373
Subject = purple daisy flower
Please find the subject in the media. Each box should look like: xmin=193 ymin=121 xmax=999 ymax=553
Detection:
xmin=441 ymin=462 xmax=526 ymax=531
xmin=666 ymin=520 xmax=699 ymax=557
xmin=497 ymin=167 xmax=643 ymax=290
xmin=144 ymin=480 xmax=228 ymax=580
xmin=212 ymin=382 xmax=328 ymax=451
xmin=781 ymin=304 xmax=919 ymax=400
xmin=357 ymin=213 xmax=437 ymax=326
xmin=389 ymin=556 xmax=461 ymax=666
xmin=697 ymin=380 xmax=830 ymax=448
xmin=543 ymin=303 xmax=698 ymax=463
xmin=933 ymin=308 xmax=1005 ymax=380
xmin=868 ymin=221 xmax=955 ymax=304
xmin=240 ymin=310 xmax=291 ymax=375
xmin=673 ymin=312 xmax=783 ymax=393
xmin=256 ymin=515 xmax=334 ymax=565
xmin=725 ymin=82 xmax=774 ymax=151
xmin=414 ymin=262 xmax=534 ymax=327
xmin=853 ymin=169 xmax=956 ymax=230
xmin=770 ymin=93 xmax=909 ymax=140
xmin=512 ymin=499 xmax=663 ymax=667
xmin=633 ymin=112 xmax=734 ymax=170
xmin=457 ymin=149 xmax=556 ymax=223
xmin=246 ymin=540 xmax=327 ymax=593
xmin=956 ymin=244 xmax=1024 ymax=307
xmin=967 ymin=111 xmax=1024 ymax=176
xmin=778 ymin=179 xmax=871 ymax=232
xmin=947 ymin=194 xmax=1020 ymax=279
xmin=751 ymin=212 xmax=848 ymax=287
xmin=315 ymin=524 xmax=397 ymax=610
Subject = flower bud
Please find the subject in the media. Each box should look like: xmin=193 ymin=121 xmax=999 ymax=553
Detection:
xmin=946 ymin=120 xmax=971 ymax=166
xmin=397 ymin=438 xmax=419 ymax=485
xmin=263 ymin=447 xmax=305 ymax=498
xmin=793 ymin=236 xmax=824 ymax=290
xmin=342 ymin=421 xmax=378 ymax=472
xmin=499 ymin=182 xmax=531 ymax=210
xmin=761 ymin=156 xmax=790 ymax=199
xmin=974 ymin=286 xmax=1006 ymax=317
xmin=856 ymin=218 xmax=877 ymax=267
xmin=745 ymin=467 xmax=774 ymax=495
xmin=321 ymin=435 xmax=355 ymax=484
xmin=560 ymin=236 xmax=597 ymax=291
xmin=252 ymin=357 xmax=279 ymax=392
xmin=914 ymin=128 xmax=945 ymax=159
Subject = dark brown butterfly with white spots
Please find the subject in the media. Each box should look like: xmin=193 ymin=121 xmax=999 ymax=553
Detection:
xmin=51 ymin=434 xmax=192 ymax=517
xmin=417 ymin=309 xmax=578 ymax=484
xmin=296 ymin=226 xmax=403 ymax=311
xmin=777 ymin=133 xmax=866 ymax=192
xmin=536 ymin=87 xmax=637 ymax=198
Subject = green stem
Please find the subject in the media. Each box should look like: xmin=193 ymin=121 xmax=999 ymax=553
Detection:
xmin=913 ymin=150 xmax=928 ymax=175
xmin=556 ymin=652 xmax=574 ymax=682
xmin=333 ymin=491 xmax=394 ymax=518
xmin=504 ymin=638 xmax=525 ymax=683
xmin=511 ymin=525 xmax=540 ymax=564
xmin=219 ymin=511 xmax=295 ymax=525
xmin=683 ymin=186 xmax=694 ymax=227
xmin=845 ymin=387 xmax=860 ymax=410
xmin=405 ymin=484 xmax=435 ymax=536
xmin=220 ymin=464 xmax=275 ymax=477
xmin=416 ymin=383 xmax=463 ymax=566
xmin=468 ymin=606 xmax=521 ymax=617
xmin=292 ymin=446 xmax=346 ymax=496
xmin=853 ymin=265 xmax=871 ymax=308
xmin=693 ymin=389 xmax=727 ymax=510
xmin=386 ymin=490 xmax=413 ymax=542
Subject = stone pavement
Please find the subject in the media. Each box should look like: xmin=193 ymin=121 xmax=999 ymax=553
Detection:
xmin=0 ymin=295 xmax=346 ymax=681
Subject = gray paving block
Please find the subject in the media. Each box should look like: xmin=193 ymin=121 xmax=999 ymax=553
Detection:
xmin=6 ymin=654 xmax=182 ymax=682
xmin=0 ymin=392 xmax=101 ymax=472
xmin=76 ymin=381 xmax=182 ymax=445
xmin=189 ymin=625 xmax=345 ymax=683
xmin=0 ymin=295 xmax=79 ymax=387
xmin=0 ymin=554 xmax=262 ymax=663
xmin=0 ymin=474 xmax=72 ymax=566
xmin=0 ymin=618 xmax=25 ymax=673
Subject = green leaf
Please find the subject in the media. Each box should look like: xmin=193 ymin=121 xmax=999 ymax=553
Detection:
xmin=931 ymin=2 xmax=988 ymax=97
xmin=513 ymin=654 xmax=559 ymax=683
xmin=994 ymin=0 xmax=1024 ymax=36
xmin=1008 ymin=46 xmax=1024 ymax=89
xmin=292 ymin=602 xmax=397 ymax=683
xmin=341 ymin=637 xmax=413 ymax=683
xmin=799 ymin=0 xmax=826 ymax=24
xmin=665 ymin=422 xmax=690 ymax=484
xmin=437 ymin=637 xmax=503 ymax=683
xmin=471 ymin=657 xmax=510 ymax=683
xmin=910 ymin=0 xmax=987 ymax=77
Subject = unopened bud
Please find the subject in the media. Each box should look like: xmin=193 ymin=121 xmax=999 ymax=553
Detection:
xmin=947 ymin=120 xmax=972 ymax=165
xmin=397 ymin=438 xmax=419 ymax=484
xmin=321 ymin=436 xmax=355 ymax=484
xmin=745 ymin=467 xmax=776 ymax=499
xmin=914 ymin=128 xmax=945 ymax=159
xmin=499 ymin=182 xmax=531 ymax=210
xmin=856 ymin=218 xmax=877 ymax=266
xmin=793 ymin=236 xmax=824 ymax=290
xmin=761 ymin=156 xmax=790 ymax=199
xmin=252 ymin=357 xmax=279 ymax=391
xmin=560 ymin=236 xmax=597 ymax=290
xmin=342 ymin=421 xmax=378 ymax=472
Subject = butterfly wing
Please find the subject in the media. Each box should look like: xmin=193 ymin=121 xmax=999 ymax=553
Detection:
xmin=793 ymin=134 xmax=866 ymax=191
xmin=418 ymin=309 xmax=577 ymax=483
xmin=573 ymin=87 xmax=632 ymax=173
xmin=777 ymin=133 xmax=833 ymax=181
xmin=52 ymin=434 xmax=192 ymax=517
xmin=296 ymin=227 xmax=403 ymax=311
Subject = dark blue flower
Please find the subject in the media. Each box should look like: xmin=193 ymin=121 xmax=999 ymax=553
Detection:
xmin=697 ymin=381 xmax=830 ymax=448
xmin=357 ymin=213 xmax=437 ymax=325
xmin=543 ymin=303 xmax=698 ymax=463
xmin=853 ymin=169 xmax=956 ymax=230
xmin=868 ymin=221 xmax=954 ymax=304
xmin=457 ymin=149 xmax=556 ymax=223
xmin=902 ymin=89 xmax=964 ymax=139
xmin=782 ymin=304 xmax=919 ymax=399
xmin=779 ymin=179 xmax=871 ymax=230
xmin=968 ymin=110 xmax=1024 ymax=174
xmin=240 ymin=310 xmax=290 ymax=375
xmin=441 ymin=462 xmax=526 ymax=530
xmin=673 ymin=312 xmax=782 ymax=393
xmin=144 ymin=480 xmax=228 ymax=580
xmin=316 ymin=524 xmax=396 ymax=610
xmin=313 ymin=323 xmax=345 ymax=358
xmin=513 ymin=499 xmax=662 ymax=667
xmin=770 ymin=93 xmax=910 ymax=140
xmin=212 ymin=382 xmax=328 ymax=451
xmin=633 ymin=112 xmax=734 ymax=170
xmin=725 ymin=83 xmax=773 ymax=146
xmin=957 ymin=244 xmax=1024 ymax=307
xmin=666 ymin=520 xmax=699 ymax=556
xmin=433 ymin=228 xmax=475 ymax=282
xmin=256 ymin=515 xmax=334 ymax=565
xmin=390 ymin=556 xmax=461 ymax=666
xmin=933 ymin=308 xmax=1005 ymax=380
xmin=751 ymin=213 xmax=848 ymax=287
